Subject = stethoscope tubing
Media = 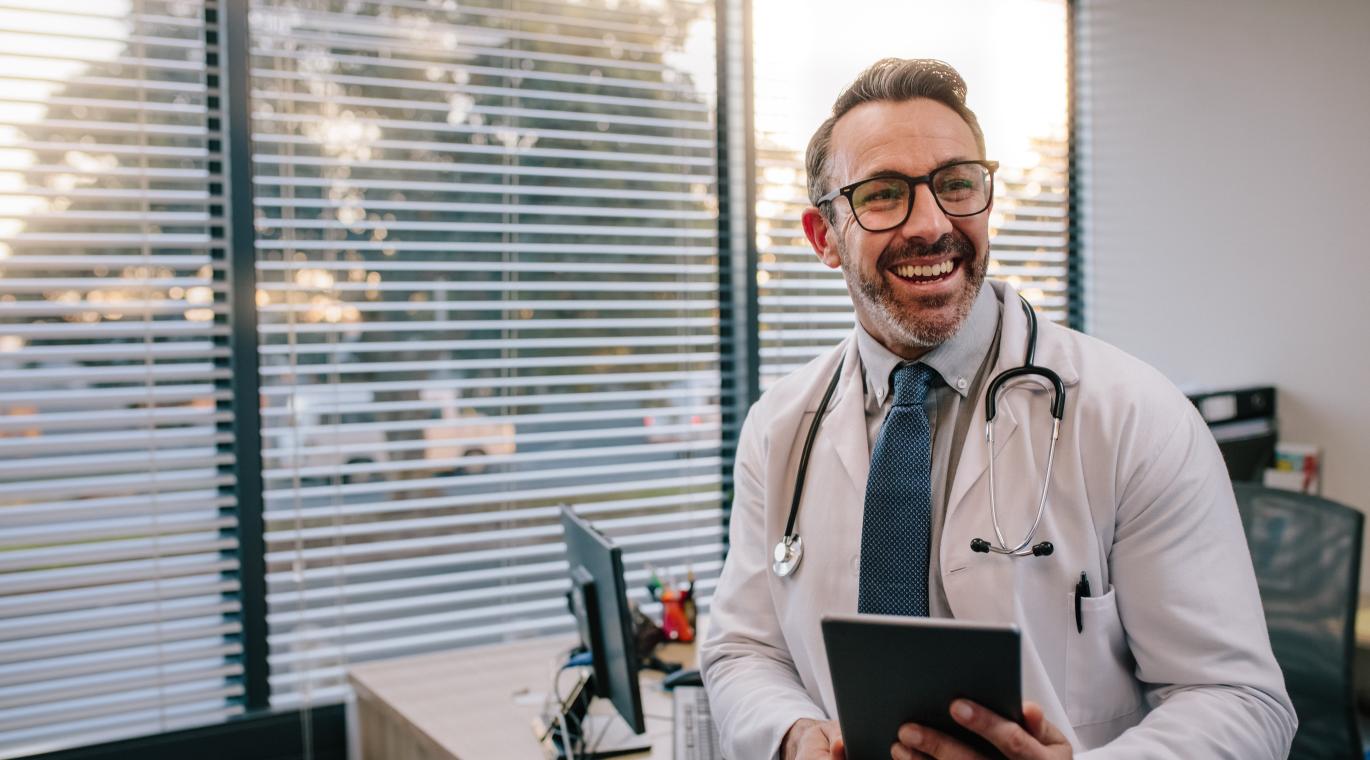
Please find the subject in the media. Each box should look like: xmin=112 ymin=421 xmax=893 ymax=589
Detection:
xmin=771 ymin=357 xmax=844 ymax=577
xmin=985 ymin=415 xmax=1059 ymax=555
xmin=771 ymin=293 xmax=1066 ymax=577
xmin=978 ymin=297 xmax=1066 ymax=558
xmin=783 ymin=357 xmax=844 ymax=541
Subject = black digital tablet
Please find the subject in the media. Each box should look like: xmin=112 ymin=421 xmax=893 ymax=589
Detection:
xmin=821 ymin=614 xmax=1022 ymax=760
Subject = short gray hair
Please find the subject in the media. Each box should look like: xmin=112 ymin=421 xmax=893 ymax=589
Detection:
xmin=805 ymin=59 xmax=986 ymax=217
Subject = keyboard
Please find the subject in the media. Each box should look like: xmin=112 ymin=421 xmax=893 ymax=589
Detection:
xmin=672 ymin=685 xmax=722 ymax=760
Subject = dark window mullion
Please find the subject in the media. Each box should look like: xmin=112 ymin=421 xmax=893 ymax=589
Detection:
xmin=715 ymin=0 xmax=759 ymax=548
xmin=1066 ymin=0 xmax=1084 ymax=331
xmin=210 ymin=0 xmax=270 ymax=711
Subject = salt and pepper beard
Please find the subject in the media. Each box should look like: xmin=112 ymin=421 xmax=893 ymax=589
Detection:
xmin=837 ymin=231 xmax=988 ymax=353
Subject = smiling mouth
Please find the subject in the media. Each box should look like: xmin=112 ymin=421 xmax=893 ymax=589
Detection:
xmin=890 ymin=258 xmax=959 ymax=283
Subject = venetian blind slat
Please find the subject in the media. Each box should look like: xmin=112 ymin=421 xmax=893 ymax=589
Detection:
xmin=0 ymin=2 xmax=243 ymax=755
xmin=251 ymin=0 xmax=723 ymax=708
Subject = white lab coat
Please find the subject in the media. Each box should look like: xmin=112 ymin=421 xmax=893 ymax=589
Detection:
xmin=700 ymin=281 xmax=1295 ymax=759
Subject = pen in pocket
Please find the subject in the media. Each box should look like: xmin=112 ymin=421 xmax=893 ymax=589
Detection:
xmin=1074 ymin=572 xmax=1092 ymax=633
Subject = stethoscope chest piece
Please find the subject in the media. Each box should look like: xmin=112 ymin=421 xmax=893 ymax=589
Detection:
xmin=772 ymin=534 xmax=804 ymax=577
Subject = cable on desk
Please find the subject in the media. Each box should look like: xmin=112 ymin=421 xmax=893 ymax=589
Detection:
xmin=548 ymin=647 xmax=591 ymax=757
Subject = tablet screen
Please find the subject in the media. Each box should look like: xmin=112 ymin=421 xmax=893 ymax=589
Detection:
xmin=822 ymin=614 xmax=1022 ymax=760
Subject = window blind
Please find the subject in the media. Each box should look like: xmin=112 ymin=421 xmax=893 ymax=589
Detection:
xmin=0 ymin=1 xmax=243 ymax=756
xmin=248 ymin=0 xmax=723 ymax=707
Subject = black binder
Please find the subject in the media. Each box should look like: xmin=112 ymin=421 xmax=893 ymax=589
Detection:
xmin=1185 ymin=386 xmax=1277 ymax=482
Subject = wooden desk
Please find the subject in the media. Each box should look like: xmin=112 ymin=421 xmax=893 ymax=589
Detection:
xmin=1354 ymin=596 xmax=1370 ymax=713
xmin=347 ymin=634 xmax=697 ymax=759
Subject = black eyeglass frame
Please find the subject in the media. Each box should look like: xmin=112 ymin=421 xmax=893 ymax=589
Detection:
xmin=816 ymin=159 xmax=1000 ymax=232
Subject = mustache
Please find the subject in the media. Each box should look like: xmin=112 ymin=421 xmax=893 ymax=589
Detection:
xmin=878 ymin=233 xmax=975 ymax=270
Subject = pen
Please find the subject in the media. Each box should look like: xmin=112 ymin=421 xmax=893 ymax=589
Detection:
xmin=1074 ymin=572 xmax=1091 ymax=633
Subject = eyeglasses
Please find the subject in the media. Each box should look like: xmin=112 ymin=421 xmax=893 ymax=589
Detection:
xmin=816 ymin=159 xmax=999 ymax=232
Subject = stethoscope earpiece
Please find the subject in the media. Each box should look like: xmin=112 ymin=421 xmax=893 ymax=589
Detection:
xmin=969 ymin=539 xmax=1055 ymax=557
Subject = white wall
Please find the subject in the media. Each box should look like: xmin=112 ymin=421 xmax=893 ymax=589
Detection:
xmin=1078 ymin=0 xmax=1370 ymax=579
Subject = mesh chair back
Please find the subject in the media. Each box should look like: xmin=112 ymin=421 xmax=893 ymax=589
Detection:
xmin=1232 ymin=483 xmax=1364 ymax=760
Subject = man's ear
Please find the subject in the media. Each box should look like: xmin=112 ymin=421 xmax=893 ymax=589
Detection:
xmin=801 ymin=207 xmax=842 ymax=269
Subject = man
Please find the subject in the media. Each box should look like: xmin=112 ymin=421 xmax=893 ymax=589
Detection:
xmin=699 ymin=58 xmax=1295 ymax=760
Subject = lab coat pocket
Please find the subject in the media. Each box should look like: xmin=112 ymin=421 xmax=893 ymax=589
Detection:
xmin=1064 ymin=585 xmax=1143 ymax=727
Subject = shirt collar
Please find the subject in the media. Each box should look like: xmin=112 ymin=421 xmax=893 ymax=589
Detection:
xmin=855 ymin=282 xmax=1000 ymax=407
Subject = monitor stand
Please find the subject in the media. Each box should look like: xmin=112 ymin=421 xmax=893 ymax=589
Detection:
xmin=536 ymin=672 xmax=652 ymax=759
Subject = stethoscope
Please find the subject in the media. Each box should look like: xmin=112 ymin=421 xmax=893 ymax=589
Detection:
xmin=771 ymin=294 xmax=1067 ymax=578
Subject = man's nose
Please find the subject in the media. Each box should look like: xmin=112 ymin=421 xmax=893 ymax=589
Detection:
xmin=898 ymin=183 xmax=954 ymax=243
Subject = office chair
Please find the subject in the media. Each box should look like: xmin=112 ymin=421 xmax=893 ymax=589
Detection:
xmin=1232 ymin=483 xmax=1364 ymax=760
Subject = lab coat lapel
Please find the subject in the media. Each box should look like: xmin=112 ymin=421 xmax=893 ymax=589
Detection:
xmin=823 ymin=338 xmax=870 ymax=500
xmin=945 ymin=280 xmax=1040 ymax=527
xmin=946 ymin=392 xmax=1019 ymax=527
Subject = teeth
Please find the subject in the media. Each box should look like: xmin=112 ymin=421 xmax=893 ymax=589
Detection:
xmin=893 ymin=261 xmax=954 ymax=278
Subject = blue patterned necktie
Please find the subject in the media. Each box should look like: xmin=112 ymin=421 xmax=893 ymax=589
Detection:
xmin=858 ymin=362 xmax=936 ymax=616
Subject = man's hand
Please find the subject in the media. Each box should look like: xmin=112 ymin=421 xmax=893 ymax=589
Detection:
xmin=782 ymin=717 xmax=846 ymax=760
xmin=890 ymin=700 xmax=1071 ymax=760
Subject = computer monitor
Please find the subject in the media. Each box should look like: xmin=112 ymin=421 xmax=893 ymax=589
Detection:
xmin=559 ymin=506 xmax=646 ymax=738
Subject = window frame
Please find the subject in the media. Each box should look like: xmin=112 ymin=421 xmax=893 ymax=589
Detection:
xmin=16 ymin=0 xmax=1080 ymax=756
